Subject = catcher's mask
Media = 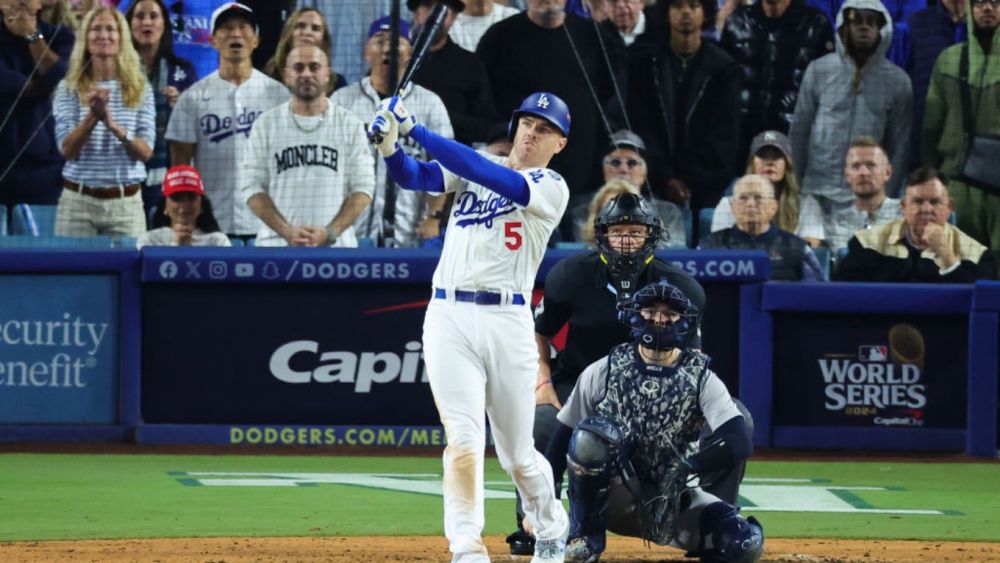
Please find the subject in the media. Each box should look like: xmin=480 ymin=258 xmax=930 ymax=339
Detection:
xmin=622 ymin=279 xmax=698 ymax=352
xmin=595 ymin=193 xmax=662 ymax=279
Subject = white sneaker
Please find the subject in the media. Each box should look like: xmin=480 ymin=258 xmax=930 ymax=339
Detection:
xmin=530 ymin=535 xmax=566 ymax=563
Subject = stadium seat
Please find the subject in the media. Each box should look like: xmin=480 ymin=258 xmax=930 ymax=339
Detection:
xmin=245 ymin=237 xmax=256 ymax=247
xmin=0 ymin=235 xmax=123 ymax=248
xmin=813 ymin=246 xmax=831 ymax=281
xmin=698 ymin=207 xmax=714 ymax=246
xmin=949 ymin=211 xmax=957 ymax=225
xmin=228 ymin=237 xmax=246 ymax=247
xmin=0 ymin=204 xmax=7 ymax=236
xmin=11 ymin=204 xmax=58 ymax=236
xmin=357 ymin=237 xmax=375 ymax=248
xmin=836 ymin=246 xmax=850 ymax=263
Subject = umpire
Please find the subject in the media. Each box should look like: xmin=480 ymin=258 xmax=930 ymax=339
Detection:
xmin=508 ymin=193 xmax=708 ymax=554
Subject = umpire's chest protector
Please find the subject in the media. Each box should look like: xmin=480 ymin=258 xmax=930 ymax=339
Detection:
xmin=596 ymin=344 xmax=707 ymax=485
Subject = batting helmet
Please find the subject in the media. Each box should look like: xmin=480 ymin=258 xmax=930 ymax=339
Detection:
xmin=622 ymin=280 xmax=699 ymax=351
xmin=508 ymin=92 xmax=571 ymax=140
xmin=697 ymin=502 xmax=764 ymax=563
xmin=595 ymin=193 xmax=662 ymax=279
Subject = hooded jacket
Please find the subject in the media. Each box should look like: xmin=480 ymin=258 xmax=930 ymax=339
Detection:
xmin=921 ymin=5 xmax=1000 ymax=179
xmin=789 ymin=0 xmax=913 ymax=202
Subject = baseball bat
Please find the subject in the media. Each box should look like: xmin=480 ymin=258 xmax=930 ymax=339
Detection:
xmin=370 ymin=3 xmax=449 ymax=145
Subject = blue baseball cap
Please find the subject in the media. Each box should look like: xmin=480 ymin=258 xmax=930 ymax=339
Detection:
xmin=368 ymin=16 xmax=412 ymax=41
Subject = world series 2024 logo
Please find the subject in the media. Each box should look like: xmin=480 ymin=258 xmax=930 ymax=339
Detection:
xmin=817 ymin=324 xmax=927 ymax=426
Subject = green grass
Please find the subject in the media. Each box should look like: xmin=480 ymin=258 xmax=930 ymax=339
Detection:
xmin=0 ymin=454 xmax=997 ymax=542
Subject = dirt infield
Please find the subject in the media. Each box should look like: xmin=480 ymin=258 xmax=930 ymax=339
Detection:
xmin=3 ymin=536 xmax=1000 ymax=562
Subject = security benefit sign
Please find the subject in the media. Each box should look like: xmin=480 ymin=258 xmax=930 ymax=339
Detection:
xmin=773 ymin=314 xmax=967 ymax=429
xmin=0 ymin=275 xmax=118 ymax=424
xmin=141 ymin=284 xmax=438 ymax=425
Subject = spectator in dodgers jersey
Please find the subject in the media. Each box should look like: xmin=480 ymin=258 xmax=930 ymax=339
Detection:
xmin=165 ymin=2 xmax=289 ymax=238
xmin=126 ymin=0 xmax=197 ymax=220
xmin=53 ymin=6 xmax=154 ymax=238
xmin=331 ymin=16 xmax=454 ymax=247
xmin=449 ymin=0 xmax=520 ymax=52
xmin=700 ymin=174 xmax=824 ymax=280
xmin=137 ymin=165 xmax=230 ymax=247
xmin=242 ymin=45 xmax=375 ymax=247
xmin=0 ymin=0 xmax=74 ymax=208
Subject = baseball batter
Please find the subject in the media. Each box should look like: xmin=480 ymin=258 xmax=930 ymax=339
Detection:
xmin=369 ymin=92 xmax=572 ymax=563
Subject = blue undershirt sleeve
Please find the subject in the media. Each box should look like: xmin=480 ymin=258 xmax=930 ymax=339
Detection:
xmin=383 ymin=147 xmax=445 ymax=193
xmin=410 ymin=124 xmax=530 ymax=206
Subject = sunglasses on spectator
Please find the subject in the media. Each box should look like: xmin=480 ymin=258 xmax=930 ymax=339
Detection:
xmin=604 ymin=157 xmax=645 ymax=168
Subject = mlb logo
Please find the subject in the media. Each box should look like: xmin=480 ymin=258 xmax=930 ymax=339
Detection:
xmin=858 ymin=345 xmax=888 ymax=362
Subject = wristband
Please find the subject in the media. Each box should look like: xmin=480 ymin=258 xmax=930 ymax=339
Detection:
xmin=535 ymin=379 xmax=552 ymax=391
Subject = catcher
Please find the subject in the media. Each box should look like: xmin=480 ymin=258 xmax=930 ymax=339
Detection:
xmin=545 ymin=280 xmax=764 ymax=563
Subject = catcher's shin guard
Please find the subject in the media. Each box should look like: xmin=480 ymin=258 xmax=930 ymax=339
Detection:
xmin=565 ymin=417 xmax=624 ymax=556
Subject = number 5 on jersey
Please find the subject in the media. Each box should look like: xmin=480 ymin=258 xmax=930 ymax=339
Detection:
xmin=505 ymin=221 xmax=523 ymax=250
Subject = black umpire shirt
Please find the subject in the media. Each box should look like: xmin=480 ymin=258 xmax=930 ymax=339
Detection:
xmin=535 ymin=251 xmax=706 ymax=386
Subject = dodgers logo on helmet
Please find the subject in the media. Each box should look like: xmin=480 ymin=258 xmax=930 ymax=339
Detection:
xmin=508 ymin=91 xmax=571 ymax=139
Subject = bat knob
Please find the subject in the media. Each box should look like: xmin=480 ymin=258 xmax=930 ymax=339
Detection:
xmin=369 ymin=131 xmax=384 ymax=145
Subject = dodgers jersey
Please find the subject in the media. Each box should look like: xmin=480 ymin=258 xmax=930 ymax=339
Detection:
xmin=165 ymin=69 xmax=289 ymax=235
xmin=433 ymin=153 xmax=569 ymax=294
xmin=240 ymin=102 xmax=376 ymax=247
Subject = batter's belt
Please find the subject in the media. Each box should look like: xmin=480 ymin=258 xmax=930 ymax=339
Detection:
xmin=433 ymin=288 xmax=526 ymax=306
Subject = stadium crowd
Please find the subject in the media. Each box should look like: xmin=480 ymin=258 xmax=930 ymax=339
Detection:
xmin=1 ymin=0 xmax=998 ymax=281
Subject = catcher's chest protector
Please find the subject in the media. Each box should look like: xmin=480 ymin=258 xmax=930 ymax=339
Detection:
xmin=597 ymin=344 xmax=708 ymax=542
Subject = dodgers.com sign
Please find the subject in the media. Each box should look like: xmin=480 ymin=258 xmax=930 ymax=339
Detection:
xmin=0 ymin=275 xmax=119 ymax=423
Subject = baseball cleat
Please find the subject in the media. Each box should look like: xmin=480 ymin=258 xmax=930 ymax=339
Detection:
xmin=565 ymin=537 xmax=601 ymax=563
xmin=506 ymin=529 xmax=535 ymax=555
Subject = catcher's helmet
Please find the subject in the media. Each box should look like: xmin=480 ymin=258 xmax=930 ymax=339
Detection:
xmin=621 ymin=280 xmax=699 ymax=351
xmin=508 ymin=92 xmax=571 ymax=140
xmin=595 ymin=193 xmax=662 ymax=278
xmin=697 ymin=502 xmax=764 ymax=563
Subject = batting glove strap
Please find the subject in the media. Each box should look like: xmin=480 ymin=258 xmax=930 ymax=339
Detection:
xmin=382 ymin=96 xmax=417 ymax=136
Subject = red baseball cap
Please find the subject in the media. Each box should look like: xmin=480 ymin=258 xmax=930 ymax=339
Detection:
xmin=162 ymin=165 xmax=206 ymax=197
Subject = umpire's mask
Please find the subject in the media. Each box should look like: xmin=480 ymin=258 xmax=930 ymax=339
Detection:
xmin=595 ymin=193 xmax=662 ymax=280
